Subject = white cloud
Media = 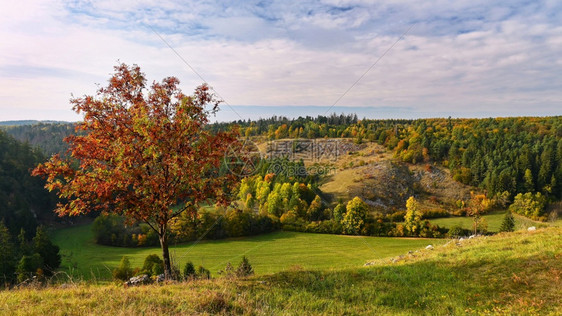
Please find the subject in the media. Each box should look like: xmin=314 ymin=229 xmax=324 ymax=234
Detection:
xmin=0 ymin=0 xmax=561 ymax=121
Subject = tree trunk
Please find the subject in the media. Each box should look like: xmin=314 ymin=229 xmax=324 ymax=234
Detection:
xmin=158 ymin=225 xmax=172 ymax=280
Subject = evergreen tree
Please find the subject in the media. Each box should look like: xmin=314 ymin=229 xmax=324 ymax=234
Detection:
xmin=32 ymin=226 xmax=61 ymax=273
xmin=0 ymin=221 xmax=16 ymax=283
xmin=499 ymin=211 xmax=515 ymax=232
xmin=183 ymin=261 xmax=196 ymax=279
xmin=236 ymin=256 xmax=254 ymax=277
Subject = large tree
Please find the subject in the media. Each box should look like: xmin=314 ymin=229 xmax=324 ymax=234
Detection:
xmin=33 ymin=64 xmax=238 ymax=278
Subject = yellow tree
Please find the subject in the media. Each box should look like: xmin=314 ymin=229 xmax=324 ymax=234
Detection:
xmin=404 ymin=196 xmax=422 ymax=236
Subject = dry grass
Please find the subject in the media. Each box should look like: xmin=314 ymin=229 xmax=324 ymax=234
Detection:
xmin=2 ymin=227 xmax=560 ymax=315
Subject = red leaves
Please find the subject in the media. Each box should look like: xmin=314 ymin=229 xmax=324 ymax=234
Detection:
xmin=32 ymin=63 xmax=240 ymax=225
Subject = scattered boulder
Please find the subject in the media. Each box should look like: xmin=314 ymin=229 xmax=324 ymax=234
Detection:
xmin=156 ymin=274 xmax=166 ymax=283
xmin=528 ymin=226 xmax=536 ymax=231
xmin=125 ymin=274 xmax=152 ymax=287
xmin=425 ymin=245 xmax=434 ymax=250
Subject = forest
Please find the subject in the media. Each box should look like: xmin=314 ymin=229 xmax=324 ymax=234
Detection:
xmin=0 ymin=129 xmax=60 ymax=284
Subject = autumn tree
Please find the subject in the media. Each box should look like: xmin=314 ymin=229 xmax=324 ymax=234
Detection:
xmin=468 ymin=192 xmax=487 ymax=235
xmin=404 ymin=196 xmax=422 ymax=236
xmin=32 ymin=64 xmax=238 ymax=279
xmin=342 ymin=197 xmax=368 ymax=235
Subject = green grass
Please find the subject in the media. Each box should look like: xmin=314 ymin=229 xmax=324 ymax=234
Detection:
xmin=428 ymin=211 xmax=557 ymax=232
xmin=4 ymin=227 xmax=561 ymax=315
xmin=52 ymin=224 xmax=444 ymax=280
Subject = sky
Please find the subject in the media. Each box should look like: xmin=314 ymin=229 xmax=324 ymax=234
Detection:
xmin=1 ymin=0 xmax=561 ymax=122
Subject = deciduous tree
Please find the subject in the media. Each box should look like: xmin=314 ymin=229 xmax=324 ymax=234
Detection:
xmin=33 ymin=64 xmax=238 ymax=278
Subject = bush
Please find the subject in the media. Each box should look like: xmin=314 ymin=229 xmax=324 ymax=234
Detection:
xmin=183 ymin=261 xmax=196 ymax=280
xmin=141 ymin=254 xmax=163 ymax=276
xmin=196 ymin=266 xmax=210 ymax=279
xmin=387 ymin=211 xmax=406 ymax=222
xmin=113 ymin=256 xmax=133 ymax=281
xmin=499 ymin=211 xmax=515 ymax=232
xmin=421 ymin=209 xmax=449 ymax=219
xmin=509 ymin=192 xmax=547 ymax=221
xmin=218 ymin=262 xmax=235 ymax=278
xmin=236 ymin=256 xmax=254 ymax=277
xmin=448 ymin=225 xmax=468 ymax=238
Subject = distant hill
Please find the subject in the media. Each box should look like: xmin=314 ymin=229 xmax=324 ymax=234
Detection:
xmin=0 ymin=122 xmax=75 ymax=156
xmin=0 ymin=120 xmax=72 ymax=126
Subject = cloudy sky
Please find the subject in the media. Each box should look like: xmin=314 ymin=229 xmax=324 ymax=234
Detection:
xmin=1 ymin=0 xmax=561 ymax=122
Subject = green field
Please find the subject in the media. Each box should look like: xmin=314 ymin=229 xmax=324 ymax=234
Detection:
xmin=5 ymin=227 xmax=561 ymax=315
xmin=52 ymin=224 xmax=444 ymax=280
xmin=428 ymin=211 xmax=558 ymax=232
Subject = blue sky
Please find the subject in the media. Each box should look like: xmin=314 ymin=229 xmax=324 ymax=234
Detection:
xmin=1 ymin=0 xmax=561 ymax=122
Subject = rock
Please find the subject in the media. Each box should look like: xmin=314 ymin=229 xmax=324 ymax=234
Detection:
xmin=125 ymin=274 xmax=152 ymax=287
xmin=408 ymin=251 xmax=413 ymax=254
xmin=425 ymin=245 xmax=434 ymax=250
xmin=528 ymin=226 xmax=536 ymax=231
xmin=156 ymin=274 xmax=166 ymax=283
xmin=469 ymin=235 xmax=476 ymax=239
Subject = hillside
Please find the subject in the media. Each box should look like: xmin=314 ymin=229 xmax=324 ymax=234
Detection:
xmin=0 ymin=130 xmax=57 ymax=237
xmin=1 ymin=227 xmax=559 ymax=315
xmin=0 ymin=122 xmax=75 ymax=156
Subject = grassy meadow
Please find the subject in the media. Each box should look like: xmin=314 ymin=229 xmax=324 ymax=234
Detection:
xmin=428 ymin=211 xmax=561 ymax=232
xmin=3 ymin=227 xmax=560 ymax=315
xmin=52 ymin=224 xmax=444 ymax=280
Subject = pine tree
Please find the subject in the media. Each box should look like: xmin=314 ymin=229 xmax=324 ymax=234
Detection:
xmin=499 ymin=211 xmax=515 ymax=232
xmin=0 ymin=221 xmax=16 ymax=283
xmin=32 ymin=226 xmax=61 ymax=273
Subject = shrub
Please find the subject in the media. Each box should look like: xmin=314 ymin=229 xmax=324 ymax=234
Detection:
xmin=387 ymin=211 xmax=406 ymax=222
xmin=421 ymin=209 xmax=449 ymax=219
xmin=236 ymin=256 xmax=254 ymax=277
xmin=183 ymin=261 xmax=196 ymax=280
xmin=448 ymin=225 xmax=465 ymax=238
xmin=219 ymin=262 xmax=235 ymax=278
xmin=509 ymin=192 xmax=548 ymax=221
xmin=113 ymin=256 xmax=133 ymax=281
xmin=141 ymin=254 xmax=164 ymax=276
xmin=196 ymin=266 xmax=211 ymax=279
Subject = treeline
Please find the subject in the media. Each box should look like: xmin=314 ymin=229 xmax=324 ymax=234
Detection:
xmin=0 ymin=224 xmax=61 ymax=284
xmin=1 ymin=122 xmax=75 ymax=156
xmin=0 ymin=130 xmax=61 ymax=285
xmin=212 ymin=115 xmax=562 ymax=202
xmin=387 ymin=117 xmax=562 ymax=201
xmin=92 ymin=210 xmax=278 ymax=247
xmin=0 ymin=130 xmax=57 ymax=238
